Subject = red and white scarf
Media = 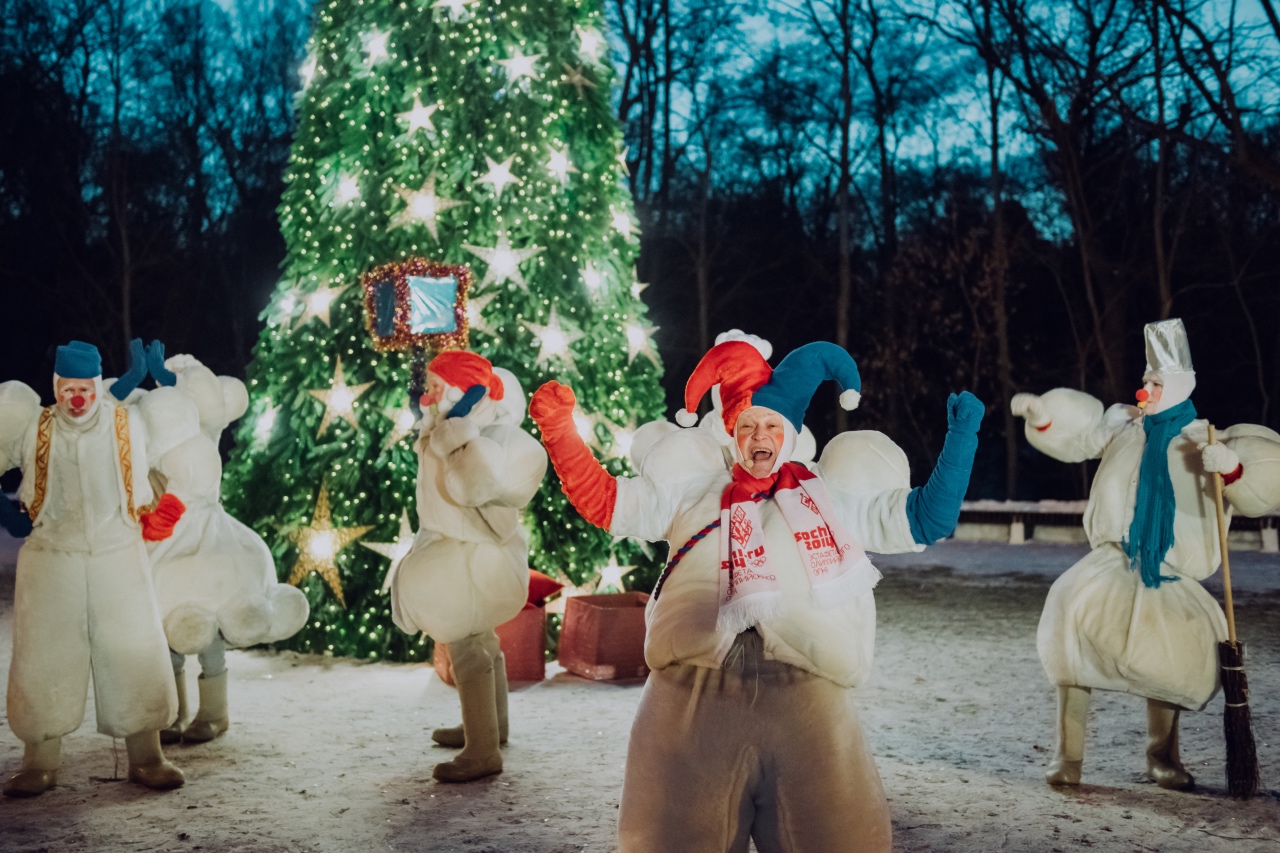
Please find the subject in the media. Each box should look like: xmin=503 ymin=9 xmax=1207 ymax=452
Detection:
xmin=717 ymin=462 xmax=881 ymax=635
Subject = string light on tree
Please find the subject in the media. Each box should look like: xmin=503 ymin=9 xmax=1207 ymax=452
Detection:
xmin=478 ymin=154 xmax=522 ymax=197
xmin=397 ymin=95 xmax=439 ymax=135
xmin=286 ymin=484 xmax=374 ymax=608
xmin=463 ymin=231 xmax=545 ymax=289
xmin=390 ymin=175 xmax=464 ymax=241
xmin=308 ymin=357 xmax=374 ymax=436
xmin=522 ymin=305 xmax=585 ymax=367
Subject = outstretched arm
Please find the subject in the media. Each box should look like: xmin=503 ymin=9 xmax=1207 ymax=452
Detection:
xmin=530 ymin=382 xmax=617 ymax=529
xmin=905 ymin=391 xmax=984 ymax=545
xmin=109 ymin=339 xmax=148 ymax=400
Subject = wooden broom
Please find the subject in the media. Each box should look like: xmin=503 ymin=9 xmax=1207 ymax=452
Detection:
xmin=1207 ymin=424 xmax=1261 ymax=798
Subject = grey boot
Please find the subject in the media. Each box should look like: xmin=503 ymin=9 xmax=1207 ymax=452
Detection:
xmin=1046 ymin=685 xmax=1090 ymax=786
xmin=2 ymin=738 xmax=61 ymax=797
xmin=161 ymin=669 xmax=190 ymax=745
xmin=183 ymin=671 xmax=230 ymax=743
xmin=432 ymin=650 xmax=510 ymax=749
xmin=433 ymin=632 xmax=503 ymax=783
xmin=125 ymin=730 xmax=185 ymax=790
xmin=1146 ymin=699 xmax=1194 ymax=790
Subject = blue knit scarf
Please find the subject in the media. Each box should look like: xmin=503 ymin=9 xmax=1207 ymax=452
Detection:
xmin=1123 ymin=398 xmax=1197 ymax=588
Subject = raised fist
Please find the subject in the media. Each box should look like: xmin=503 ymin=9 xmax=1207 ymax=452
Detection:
xmin=1198 ymin=442 xmax=1241 ymax=476
xmin=530 ymin=381 xmax=577 ymax=425
xmin=947 ymin=391 xmax=985 ymax=435
xmin=1010 ymin=392 xmax=1049 ymax=426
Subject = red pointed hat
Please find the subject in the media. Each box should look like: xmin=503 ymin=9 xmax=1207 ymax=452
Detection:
xmin=676 ymin=340 xmax=773 ymax=433
xmin=427 ymin=351 xmax=504 ymax=400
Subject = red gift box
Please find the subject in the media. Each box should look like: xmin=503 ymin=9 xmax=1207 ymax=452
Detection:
xmin=433 ymin=606 xmax=547 ymax=685
xmin=557 ymin=592 xmax=650 ymax=681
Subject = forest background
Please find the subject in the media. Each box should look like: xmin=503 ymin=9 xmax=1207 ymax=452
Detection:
xmin=2 ymin=0 xmax=1279 ymax=500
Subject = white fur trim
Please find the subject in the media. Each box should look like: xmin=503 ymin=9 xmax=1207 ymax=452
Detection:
xmin=714 ymin=329 xmax=773 ymax=361
xmin=839 ymin=389 xmax=861 ymax=410
xmin=218 ymin=593 xmax=273 ymax=648
xmin=164 ymin=604 xmax=220 ymax=655
xmin=675 ymin=408 xmax=698 ymax=428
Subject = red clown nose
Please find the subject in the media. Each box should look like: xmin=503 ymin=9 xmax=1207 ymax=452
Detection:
xmin=71 ymin=395 xmax=86 ymax=408
xmin=1135 ymin=389 xmax=1150 ymax=402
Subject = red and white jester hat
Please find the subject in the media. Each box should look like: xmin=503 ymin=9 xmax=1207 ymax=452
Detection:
xmin=676 ymin=340 xmax=862 ymax=434
xmin=427 ymin=350 xmax=505 ymax=400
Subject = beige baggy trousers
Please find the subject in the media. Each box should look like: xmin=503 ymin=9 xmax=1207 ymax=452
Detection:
xmin=618 ymin=630 xmax=892 ymax=853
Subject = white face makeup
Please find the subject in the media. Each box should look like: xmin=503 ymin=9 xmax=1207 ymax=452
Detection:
xmin=1139 ymin=370 xmax=1194 ymax=415
xmin=55 ymin=377 xmax=98 ymax=421
xmin=734 ymin=407 xmax=788 ymax=478
xmin=420 ymin=372 xmax=450 ymax=412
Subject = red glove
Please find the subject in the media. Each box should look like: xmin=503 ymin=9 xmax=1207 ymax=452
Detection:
xmin=530 ymin=381 xmax=616 ymax=530
xmin=141 ymin=493 xmax=186 ymax=542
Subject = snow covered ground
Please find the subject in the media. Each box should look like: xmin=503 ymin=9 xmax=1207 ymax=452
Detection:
xmin=1 ymin=536 xmax=1278 ymax=851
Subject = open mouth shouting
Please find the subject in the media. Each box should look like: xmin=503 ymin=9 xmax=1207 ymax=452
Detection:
xmin=735 ymin=406 xmax=788 ymax=478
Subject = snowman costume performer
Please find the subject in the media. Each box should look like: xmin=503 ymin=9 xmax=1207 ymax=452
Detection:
xmin=531 ymin=339 xmax=984 ymax=853
xmin=143 ymin=355 xmax=310 ymax=744
xmin=388 ymin=351 xmax=548 ymax=783
xmin=0 ymin=340 xmax=190 ymax=796
xmin=1012 ymin=318 xmax=1280 ymax=790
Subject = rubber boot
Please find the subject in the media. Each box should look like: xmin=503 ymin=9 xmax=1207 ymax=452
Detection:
xmin=432 ymin=651 xmax=510 ymax=749
xmin=433 ymin=632 xmax=503 ymax=783
xmin=1046 ymin=685 xmax=1091 ymax=786
xmin=2 ymin=738 xmax=61 ymax=797
xmin=161 ymin=669 xmax=190 ymax=745
xmin=125 ymin=730 xmax=185 ymax=790
xmin=1146 ymin=699 xmax=1194 ymax=790
xmin=183 ymin=671 xmax=230 ymax=743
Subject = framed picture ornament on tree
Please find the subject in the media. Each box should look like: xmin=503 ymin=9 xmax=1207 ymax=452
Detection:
xmin=360 ymin=257 xmax=472 ymax=353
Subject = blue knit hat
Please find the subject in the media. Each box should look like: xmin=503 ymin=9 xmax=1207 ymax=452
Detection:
xmin=54 ymin=341 xmax=103 ymax=379
xmin=751 ymin=341 xmax=861 ymax=431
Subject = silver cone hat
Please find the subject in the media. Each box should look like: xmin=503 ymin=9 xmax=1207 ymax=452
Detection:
xmin=1143 ymin=318 xmax=1194 ymax=375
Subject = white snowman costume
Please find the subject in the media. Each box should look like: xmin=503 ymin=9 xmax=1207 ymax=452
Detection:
xmin=1014 ymin=319 xmax=1280 ymax=790
xmin=388 ymin=352 xmax=547 ymax=784
xmin=143 ymin=356 xmax=310 ymax=742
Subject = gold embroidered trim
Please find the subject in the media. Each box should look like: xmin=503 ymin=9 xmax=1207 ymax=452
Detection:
xmin=115 ymin=406 xmax=142 ymax=523
xmin=27 ymin=407 xmax=55 ymax=521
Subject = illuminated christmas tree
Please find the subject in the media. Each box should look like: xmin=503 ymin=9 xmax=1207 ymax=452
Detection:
xmin=223 ymin=0 xmax=664 ymax=661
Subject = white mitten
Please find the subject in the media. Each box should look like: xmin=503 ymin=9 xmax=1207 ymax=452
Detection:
xmin=1011 ymin=393 xmax=1049 ymax=427
xmin=428 ymin=416 xmax=480 ymax=457
xmin=1198 ymin=442 xmax=1241 ymax=475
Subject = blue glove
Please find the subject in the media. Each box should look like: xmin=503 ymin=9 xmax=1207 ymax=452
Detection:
xmin=147 ymin=340 xmax=177 ymax=387
xmin=109 ymin=338 xmax=148 ymax=400
xmin=446 ymin=385 xmax=488 ymax=420
xmin=0 ymin=497 xmax=32 ymax=538
xmin=906 ymin=391 xmax=984 ymax=545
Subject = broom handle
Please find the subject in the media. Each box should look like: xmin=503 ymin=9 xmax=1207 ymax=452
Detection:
xmin=1208 ymin=424 xmax=1238 ymax=646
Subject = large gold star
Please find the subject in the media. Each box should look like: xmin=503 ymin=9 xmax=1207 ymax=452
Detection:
xmin=561 ymin=63 xmax=597 ymax=98
xmin=308 ymin=357 xmax=374 ymax=436
xmin=545 ymin=571 xmax=597 ymax=615
xmin=596 ymin=555 xmax=636 ymax=593
xmin=287 ymin=484 xmax=373 ymax=608
xmin=294 ymin=283 xmax=350 ymax=329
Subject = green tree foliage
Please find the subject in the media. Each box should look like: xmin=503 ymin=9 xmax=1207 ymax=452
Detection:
xmin=223 ymin=0 xmax=665 ymax=661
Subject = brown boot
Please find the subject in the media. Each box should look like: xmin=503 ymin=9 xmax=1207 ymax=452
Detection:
xmin=1046 ymin=686 xmax=1090 ymax=786
xmin=161 ymin=670 xmax=190 ymax=745
xmin=1146 ymin=699 xmax=1194 ymax=790
xmin=2 ymin=738 xmax=61 ymax=797
xmin=183 ymin=671 xmax=229 ymax=743
xmin=433 ymin=632 xmax=503 ymax=783
xmin=432 ymin=652 xmax=510 ymax=749
xmin=125 ymin=731 xmax=185 ymax=790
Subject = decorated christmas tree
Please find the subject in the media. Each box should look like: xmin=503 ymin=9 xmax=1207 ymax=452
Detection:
xmin=223 ymin=0 xmax=665 ymax=661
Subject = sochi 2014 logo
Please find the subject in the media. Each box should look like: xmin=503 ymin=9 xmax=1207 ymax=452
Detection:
xmin=730 ymin=505 xmax=752 ymax=544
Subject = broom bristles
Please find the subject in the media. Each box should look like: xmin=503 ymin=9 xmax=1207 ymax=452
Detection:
xmin=1220 ymin=640 xmax=1262 ymax=798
